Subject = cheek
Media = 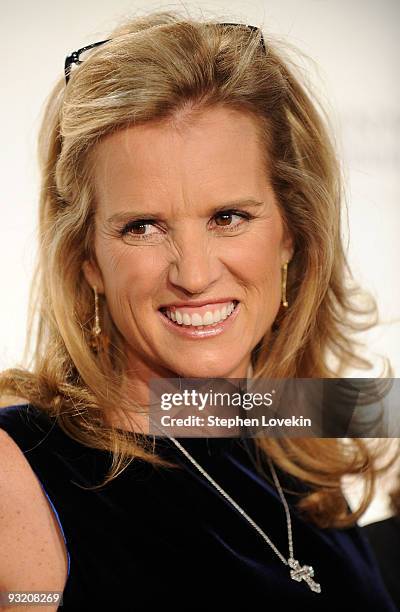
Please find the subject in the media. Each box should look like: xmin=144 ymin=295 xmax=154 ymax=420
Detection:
xmin=97 ymin=241 xmax=163 ymax=305
xmin=226 ymin=223 xmax=283 ymax=287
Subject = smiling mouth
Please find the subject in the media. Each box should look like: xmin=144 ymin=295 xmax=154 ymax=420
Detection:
xmin=159 ymin=300 xmax=239 ymax=329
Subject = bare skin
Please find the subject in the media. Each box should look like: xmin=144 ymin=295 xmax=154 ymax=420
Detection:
xmin=0 ymin=428 xmax=68 ymax=608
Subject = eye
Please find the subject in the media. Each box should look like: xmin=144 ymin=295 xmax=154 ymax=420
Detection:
xmin=117 ymin=209 xmax=253 ymax=244
xmin=212 ymin=210 xmax=252 ymax=231
xmin=119 ymin=220 xmax=163 ymax=241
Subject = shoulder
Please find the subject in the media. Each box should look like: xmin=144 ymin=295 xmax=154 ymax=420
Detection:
xmin=0 ymin=402 xmax=46 ymax=434
xmin=0 ymin=419 xmax=68 ymax=603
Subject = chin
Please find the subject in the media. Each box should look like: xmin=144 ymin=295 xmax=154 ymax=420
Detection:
xmin=172 ymin=361 xmax=242 ymax=379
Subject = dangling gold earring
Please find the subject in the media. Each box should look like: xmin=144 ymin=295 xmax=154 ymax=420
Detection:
xmin=89 ymin=285 xmax=101 ymax=351
xmin=89 ymin=285 xmax=109 ymax=352
xmin=281 ymin=261 xmax=289 ymax=308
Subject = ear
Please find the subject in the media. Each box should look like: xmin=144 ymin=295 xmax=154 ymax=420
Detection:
xmin=82 ymin=259 xmax=105 ymax=294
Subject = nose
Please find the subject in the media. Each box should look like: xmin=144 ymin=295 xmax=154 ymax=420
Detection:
xmin=167 ymin=229 xmax=222 ymax=295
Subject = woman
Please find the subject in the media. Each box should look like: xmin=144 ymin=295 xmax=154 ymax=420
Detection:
xmin=0 ymin=10 xmax=398 ymax=611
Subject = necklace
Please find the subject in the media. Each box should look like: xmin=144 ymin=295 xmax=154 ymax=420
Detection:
xmin=151 ymin=422 xmax=321 ymax=594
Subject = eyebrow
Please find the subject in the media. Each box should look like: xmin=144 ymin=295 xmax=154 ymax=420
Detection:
xmin=105 ymin=198 xmax=265 ymax=224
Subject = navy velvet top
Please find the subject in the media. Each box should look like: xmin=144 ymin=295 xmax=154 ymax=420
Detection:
xmin=363 ymin=516 xmax=400 ymax=609
xmin=0 ymin=403 xmax=398 ymax=611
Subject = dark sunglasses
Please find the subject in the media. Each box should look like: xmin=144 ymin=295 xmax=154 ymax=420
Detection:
xmin=64 ymin=22 xmax=266 ymax=84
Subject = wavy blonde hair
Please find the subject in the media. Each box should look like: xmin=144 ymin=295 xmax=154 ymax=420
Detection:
xmin=1 ymin=9 xmax=397 ymax=528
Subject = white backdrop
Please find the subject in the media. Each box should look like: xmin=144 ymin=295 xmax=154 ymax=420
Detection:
xmin=1 ymin=0 xmax=399 ymax=522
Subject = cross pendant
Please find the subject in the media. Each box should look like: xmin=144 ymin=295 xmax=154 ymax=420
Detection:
xmin=288 ymin=557 xmax=321 ymax=593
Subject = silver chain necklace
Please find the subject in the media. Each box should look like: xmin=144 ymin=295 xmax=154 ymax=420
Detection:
xmin=151 ymin=422 xmax=321 ymax=594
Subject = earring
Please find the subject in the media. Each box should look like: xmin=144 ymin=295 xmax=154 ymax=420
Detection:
xmin=281 ymin=261 xmax=289 ymax=308
xmin=89 ymin=285 xmax=110 ymax=352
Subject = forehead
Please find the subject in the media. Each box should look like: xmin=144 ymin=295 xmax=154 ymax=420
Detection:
xmin=90 ymin=106 xmax=270 ymax=208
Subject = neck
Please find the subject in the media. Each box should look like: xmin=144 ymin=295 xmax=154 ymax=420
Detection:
xmin=104 ymin=358 xmax=254 ymax=435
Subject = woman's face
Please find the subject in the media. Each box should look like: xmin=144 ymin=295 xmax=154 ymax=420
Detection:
xmin=83 ymin=105 xmax=293 ymax=380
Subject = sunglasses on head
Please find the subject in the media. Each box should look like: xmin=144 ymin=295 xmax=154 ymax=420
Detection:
xmin=64 ymin=22 xmax=266 ymax=85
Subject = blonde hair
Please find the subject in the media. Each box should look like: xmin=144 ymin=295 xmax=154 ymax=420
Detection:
xmin=1 ymin=9 xmax=397 ymax=528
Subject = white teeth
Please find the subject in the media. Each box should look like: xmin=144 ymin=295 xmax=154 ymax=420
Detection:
xmin=212 ymin=310 xmax=221 ymax=323
xmin=163 ymin=301 xmax=237 ymax=327
xmin=191 ymin=313 xmax=203 ymax=326
xmin=175 ymin=311 xmax=183 ymax=324
xmin=203 ymin=311 xmax=214 ymax=325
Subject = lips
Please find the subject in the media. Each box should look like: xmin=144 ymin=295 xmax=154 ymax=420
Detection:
xmin=158 ymin=299 xmax=241 ymax=338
